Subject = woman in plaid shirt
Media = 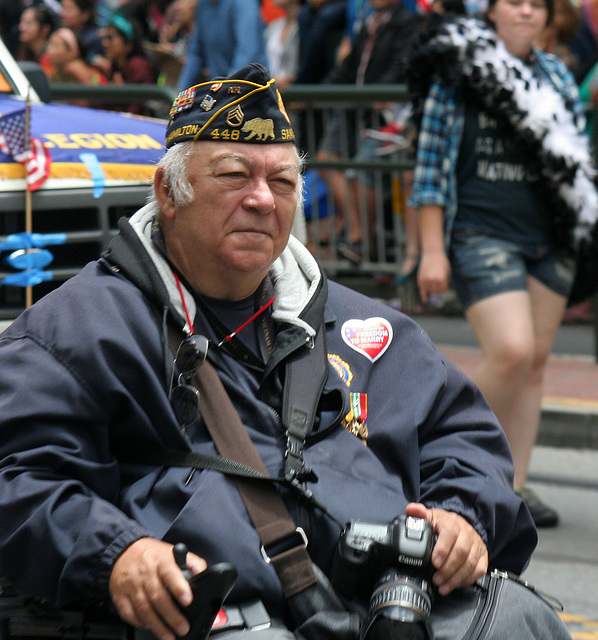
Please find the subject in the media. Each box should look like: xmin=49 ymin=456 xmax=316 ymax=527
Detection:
xmin=409 ymin=0 xmax=591 ymax=528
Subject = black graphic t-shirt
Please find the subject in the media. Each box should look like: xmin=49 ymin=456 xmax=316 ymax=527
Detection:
xmin=455 ymin=96 xmax=549 ymax=244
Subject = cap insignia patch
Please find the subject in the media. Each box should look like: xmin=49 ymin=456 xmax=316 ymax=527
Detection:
xmin=241 ymin=118 xmax=275 ymax=142
xmin=226 ymin=105 xmax=245 ymax=127
xmin=169 ymin=87 xmax=196 ymax=119
xmin=199 ymin=95 xmax=216 ymax=111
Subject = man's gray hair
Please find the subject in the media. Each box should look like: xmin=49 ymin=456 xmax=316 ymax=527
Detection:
xmin=148 ymin=141 xmax=306 ymax=214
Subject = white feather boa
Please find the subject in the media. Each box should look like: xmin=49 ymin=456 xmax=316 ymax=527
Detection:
xmin=433 ymin=18 xmax=598 ymax=247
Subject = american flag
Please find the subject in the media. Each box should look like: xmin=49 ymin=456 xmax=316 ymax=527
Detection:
xmin=0 ymin=103 xmax=51 ymax=191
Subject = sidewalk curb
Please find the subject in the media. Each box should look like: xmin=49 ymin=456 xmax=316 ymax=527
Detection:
xmin=435 ymin=343 xmax=598 ymax=450
xmin=539 ymin=406 xmax=598 ymax=450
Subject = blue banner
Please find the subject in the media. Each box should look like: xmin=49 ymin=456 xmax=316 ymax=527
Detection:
xmin=0 ymin=95 xmax=166 ymax=184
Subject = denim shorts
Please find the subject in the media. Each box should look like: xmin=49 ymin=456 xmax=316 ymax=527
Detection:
xmin=449 ymin=230 xmax=575 ymax=310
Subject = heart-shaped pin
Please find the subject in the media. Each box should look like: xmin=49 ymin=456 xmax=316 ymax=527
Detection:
xmin=341 ymin=317 xmax=393 ymax=363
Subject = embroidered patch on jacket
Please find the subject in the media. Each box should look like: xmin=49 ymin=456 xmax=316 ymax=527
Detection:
xmin=328 ymin=354 xmax=353 ymax=387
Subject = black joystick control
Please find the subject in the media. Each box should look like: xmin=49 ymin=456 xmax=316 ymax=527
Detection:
xmin=173 ymin=543 xmax=193 ymax=581
xmin=171 ymin=544 xmax=237 ymax=640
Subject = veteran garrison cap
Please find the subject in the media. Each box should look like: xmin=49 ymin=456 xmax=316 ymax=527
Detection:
xmin=165 ymin=63 xmax=295 ymax=149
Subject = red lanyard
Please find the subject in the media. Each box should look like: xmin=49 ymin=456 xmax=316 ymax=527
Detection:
xmin=172 ymin=270 xmax=274 ymax=347
xmin=217 ymin=295 xmax=274 ymax=347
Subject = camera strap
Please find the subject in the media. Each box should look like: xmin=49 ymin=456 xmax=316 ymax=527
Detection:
xmin=281 ymin=325 xmax=328 ymax=489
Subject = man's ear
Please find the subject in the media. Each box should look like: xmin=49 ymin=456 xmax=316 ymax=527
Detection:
xmin=154 ymin=167 xmax=177 ymax=219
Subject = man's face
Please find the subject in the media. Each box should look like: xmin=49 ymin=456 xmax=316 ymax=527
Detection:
xmin=165 ymin=141 xmax=300 ymax=298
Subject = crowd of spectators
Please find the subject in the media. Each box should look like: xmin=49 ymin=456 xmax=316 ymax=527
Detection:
xmin=1 ymin=0 xmax=596 ymax=310
xmin=2 ymin=0 xmax=596 ymax=299
xmin=2 ymin=0 xmax=595 ymax=305
xmin=2 ymin=0 xmax=597 ymax=105
xmin=2 ymin=0 xmax=161 ymax=112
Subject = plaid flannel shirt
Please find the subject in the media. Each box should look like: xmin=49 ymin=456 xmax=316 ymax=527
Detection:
xmin=408 ymin=48 xmax=585 ymax=250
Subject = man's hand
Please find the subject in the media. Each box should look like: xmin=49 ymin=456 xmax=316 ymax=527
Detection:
xmin=109 ymin=538 xmax=207 ymax=640
xmin=405 ymin=503 xmax=488 ymax=596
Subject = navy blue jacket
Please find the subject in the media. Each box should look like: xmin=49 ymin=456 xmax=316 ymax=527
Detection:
xmin=0 ymin=217 xmax=535 ymax=619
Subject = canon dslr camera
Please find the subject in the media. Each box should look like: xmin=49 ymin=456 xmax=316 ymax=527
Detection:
xmin=331 ymin=515 xmax=437 ymax=640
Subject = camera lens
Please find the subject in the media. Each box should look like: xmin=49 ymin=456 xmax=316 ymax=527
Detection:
xmin=360 ymin=570 xmax=433 ymax=640
xmin=360 ymin=569 xmax=433 ymax=638
xmin=371 ymin=570 xmax=432 ymax=622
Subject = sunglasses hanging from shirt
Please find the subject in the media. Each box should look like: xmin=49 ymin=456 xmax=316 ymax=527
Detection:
xmin=168 ymin=333 xmax=209 ymax=432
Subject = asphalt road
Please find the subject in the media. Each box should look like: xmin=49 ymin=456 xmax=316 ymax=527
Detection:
xmin=523 ymin=446 xmax=598 ymax=638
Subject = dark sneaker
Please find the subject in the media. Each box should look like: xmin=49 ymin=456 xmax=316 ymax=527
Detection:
xmin=516 ymin=486 xmax=559 ymax=528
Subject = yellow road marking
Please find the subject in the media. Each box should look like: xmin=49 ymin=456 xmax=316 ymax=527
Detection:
xmin=560 ymin=612 xmax=598 ymax=638
xmin=544 ymin=397 xmax=598 ymax=409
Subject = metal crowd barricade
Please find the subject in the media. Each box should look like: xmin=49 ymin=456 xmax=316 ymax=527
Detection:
xmin=49 ymin=82 xmax=417 ymax=280
xmin=282 ymin=84 xmax=415 ymax=279
xmin=0 ymin=186 xmax=151 ymax=319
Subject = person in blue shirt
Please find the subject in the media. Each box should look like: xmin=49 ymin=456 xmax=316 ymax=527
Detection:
xmin=177 ymin=0 xmax=268 ymax=89
xmin=295 ymin=0 xmax=348 ymax=84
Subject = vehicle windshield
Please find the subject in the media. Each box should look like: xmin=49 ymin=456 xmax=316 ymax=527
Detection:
xmin=0 ymin=37 xmax=39 ymax=98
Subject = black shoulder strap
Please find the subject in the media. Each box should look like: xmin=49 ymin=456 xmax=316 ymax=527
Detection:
xmin=121 ymin=446 xmax=272 ymax=483
xmin=282 ymin=324 xmax=328 ymax=486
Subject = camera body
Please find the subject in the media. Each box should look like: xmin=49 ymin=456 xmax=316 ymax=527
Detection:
xmin=331 ymin=515 xmax=436 ymax=603
xmin=331 ymin=516 xmax=437 ymax=639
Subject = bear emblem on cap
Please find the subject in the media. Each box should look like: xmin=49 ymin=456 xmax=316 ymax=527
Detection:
xmin=241 ymin=118 xmax=275 ymax=142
